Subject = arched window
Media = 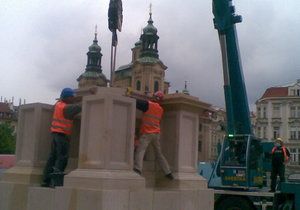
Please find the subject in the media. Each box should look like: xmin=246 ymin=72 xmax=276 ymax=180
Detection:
xmin=136 ymin=80 xmax=141 ymax=91
xmin=154 ymin=81 xmax=159 ymax=92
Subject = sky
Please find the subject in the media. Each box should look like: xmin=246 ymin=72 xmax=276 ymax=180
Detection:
xmin=1 ymin=0 xmax=300 ymax=110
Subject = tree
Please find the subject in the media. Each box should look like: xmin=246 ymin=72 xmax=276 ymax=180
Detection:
xmin=0 ymin=122 xmax=16 ymax=154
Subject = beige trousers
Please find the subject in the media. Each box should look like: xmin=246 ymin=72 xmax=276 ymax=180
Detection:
xmin=134 ymin=133 xmax=171 ymax=174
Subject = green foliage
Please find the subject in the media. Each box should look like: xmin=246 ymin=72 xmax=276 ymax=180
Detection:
xmin=0 ymin=122 xmax=16 ymax=154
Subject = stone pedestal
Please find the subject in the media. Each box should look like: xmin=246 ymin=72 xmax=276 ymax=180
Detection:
xmin=0 ymin=103 xmax=53 ymax=210
xmin=156 ymin=93 xmax=209 ymax=189
xmin=64 ymin=88 xmax=145 ymax=190
xmin=1 ymin=103 xmax=53 ymax=184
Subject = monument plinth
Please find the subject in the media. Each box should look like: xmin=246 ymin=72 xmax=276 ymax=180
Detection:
xmin=0 ymin=87 xmax=213 ymax=210
xmin=64 ymin=87 xmax=145 ymax=190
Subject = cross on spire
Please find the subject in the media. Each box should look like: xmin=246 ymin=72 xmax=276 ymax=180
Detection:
xmin=149 ymin=3 xmax=152 ymax=18
xmin=94 ymin=25 xmax=98 ymax=40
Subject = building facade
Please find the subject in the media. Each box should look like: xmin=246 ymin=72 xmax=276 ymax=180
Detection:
xmin=256 ymin=79 xmax=300 ymax=167
xmin=114 ymin=11 xmax=169 ymax=95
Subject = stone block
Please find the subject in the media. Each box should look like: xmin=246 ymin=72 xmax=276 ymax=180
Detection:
xmin=27 ymin=187 xmax=55 ymax=210
xmin=1 ymin=103 xmax=53 ymax=184
xmin=0 ymin=182 xmax=29 ymax=210
xmin=129 ymin=189 xmax=153 ymax=210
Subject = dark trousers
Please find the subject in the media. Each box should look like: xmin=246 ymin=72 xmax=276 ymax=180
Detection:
xmin=42 ymin=133 xmax=70 ymax=184
xmin=270 ymin=164 xmax=285 ymax=191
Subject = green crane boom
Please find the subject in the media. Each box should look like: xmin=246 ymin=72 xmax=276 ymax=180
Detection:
xmin=213 ymin=0 xmax=252 ymax=135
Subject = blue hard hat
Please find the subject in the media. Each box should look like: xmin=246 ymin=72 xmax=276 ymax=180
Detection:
xmin=60 ymin=88 xmax=75 ymax=99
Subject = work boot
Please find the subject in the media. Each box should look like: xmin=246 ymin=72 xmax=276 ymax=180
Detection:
xmin=165 ymin=173 xmax=174 ymax=180
xmin=50 ymin=167 xmax=65 ymax=187
xmin=133 ymin=168 xmax=142 ymax=175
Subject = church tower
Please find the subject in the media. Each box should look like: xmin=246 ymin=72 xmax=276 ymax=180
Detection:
xmin=114 ymin=5 xmax=169 ymax=94
xmin=77 ymin=27 xmax=108 ymax=88
xmin=131 ymin=6 xmax=168 ymax=94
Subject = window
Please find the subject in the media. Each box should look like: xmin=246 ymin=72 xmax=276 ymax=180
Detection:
xmin=262 ymin=107 xmax=267 ymax=118
xmin=272 ymin=104 xmax=281 ymax=118
xmin=136 ymin=80 xmax=141 ymax=91
xmin=154 ymin=81 xmax=159 ymax=92
xmin=199 ymin=123 xmax=202 ymax=132
xmin=289 ymin=148 xmax=300 ymax=164
xmin=257 ymin=107 xmax=261 ymax=118
xmin=297 ymin=89 xmax=300 ymax=96
xmin=290 ymin=105 xmax=300 ymax=118
xmin=262 ymin=127 xmax=267 ymax=138
xmin=290 ymin=130 xmax=297 ymax=140
xmin=256 ymin=127 xmax=261 ymax=138
xmin=198 ymin=141 xmax=202 ymax=152
xmin=273 ymin=127 xmax=280 ymax=139
xmin=289 ymin=127 xmax=300 ymax=140
xmin=297 ymin=106 xmax=300 ymax=117
xmin=291 ymin=89 xmax=296 ymax=96
xmin=291 ymin=106 xmax=296 ymax=118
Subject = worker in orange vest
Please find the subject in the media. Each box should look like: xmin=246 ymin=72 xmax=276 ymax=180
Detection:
xmin=270 ymin=138 xmax=290 ymax=192
xmin=133 ymin=91 xmax=174 ymax=180
xmin=42 ymin=87 xmax=95 ymax=187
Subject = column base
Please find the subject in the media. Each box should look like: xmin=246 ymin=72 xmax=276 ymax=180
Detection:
xmin=64 ymin=169 xmax=145 ymax=190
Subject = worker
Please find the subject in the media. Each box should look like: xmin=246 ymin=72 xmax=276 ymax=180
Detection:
xmin=41 ymin=87 xmax=95 ymax=187
xmin=131 ymin=90 xmax=174 ymax=180
xmin=270 ymin=138 xmax=290 ymax=192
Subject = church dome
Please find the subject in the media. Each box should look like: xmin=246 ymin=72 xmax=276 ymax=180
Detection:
xmin=143 ymin=15 xmax=157 ymax=35
xmin=89 ymin=40 xmax=101 ymax=52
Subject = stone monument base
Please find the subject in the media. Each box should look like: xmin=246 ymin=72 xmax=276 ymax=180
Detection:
xmin=26 ymin=186 xmax=214 ymax=210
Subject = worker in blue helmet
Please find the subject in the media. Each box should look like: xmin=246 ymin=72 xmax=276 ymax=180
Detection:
xmin=42 ymin=87 xmax=96 ymax=187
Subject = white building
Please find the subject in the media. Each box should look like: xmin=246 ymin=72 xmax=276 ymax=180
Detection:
xmin=256 ymin=79 xmax=300 ymax=167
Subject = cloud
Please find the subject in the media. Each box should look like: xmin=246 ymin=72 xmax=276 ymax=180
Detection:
xmin=1 ymin=0 xmax=300 ymax=111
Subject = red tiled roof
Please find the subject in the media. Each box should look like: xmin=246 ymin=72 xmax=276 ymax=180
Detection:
xmin=0 ymin=102 xmax=10 ymax=113
xmin=260 ymin=87 xmax=288 ymax=99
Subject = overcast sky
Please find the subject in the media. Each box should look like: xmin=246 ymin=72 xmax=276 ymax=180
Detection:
xmin=1 ymin=0 xmax=300 ymax=110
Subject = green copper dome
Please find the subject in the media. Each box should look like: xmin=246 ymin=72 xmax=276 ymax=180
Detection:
xmin=89 ymin=33 xmax=101 ymax=52
xmin=143 ymin=15 xmax=157 ymax=35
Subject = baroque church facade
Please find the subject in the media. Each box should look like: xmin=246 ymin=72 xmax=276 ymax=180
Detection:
xmin=113 ymin=11 xmax=170 ymax=95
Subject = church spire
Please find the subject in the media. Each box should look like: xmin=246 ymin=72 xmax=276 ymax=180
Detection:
xmin=139 ymin=4 xmax=159 ymax=59
xmin=77 ymin=27 xmax=108 ymax=88
xmin=94 ymin=25 xmax=98 ymax=43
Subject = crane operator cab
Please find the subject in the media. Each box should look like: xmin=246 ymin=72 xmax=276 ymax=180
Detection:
xmin=209 ymin=134 xmax=265 ymax=190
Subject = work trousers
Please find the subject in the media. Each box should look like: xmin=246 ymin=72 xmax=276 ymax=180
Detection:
xmin=270 ymin=164 xmax=285 ymax=191
xmin=43 ymin=132 xmax=70 ymax=184
xmin=134 ymin=133 xmax=171 ymax=174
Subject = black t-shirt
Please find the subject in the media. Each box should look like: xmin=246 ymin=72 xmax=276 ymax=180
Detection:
xmin=272 ymin=146 xmax=290 ymax=166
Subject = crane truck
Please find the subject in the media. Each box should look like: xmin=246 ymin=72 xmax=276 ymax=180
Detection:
xmin=199 ymin=0 xmax=300 ymax=209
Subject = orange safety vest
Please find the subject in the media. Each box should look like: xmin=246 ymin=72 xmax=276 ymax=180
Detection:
xmin=272 ymin=146 xmax=289 ymax=162
xmin=50 ymin=101 xmax=73 ymax=135
xmin=140 ymin=101 xmax=163 ymax=134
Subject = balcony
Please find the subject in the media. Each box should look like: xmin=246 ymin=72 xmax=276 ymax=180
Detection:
xmin=289 ymin=117 xmax=300 ymax=124
xmin=256 ymin=118 xmax=268 ymax=124
xmin=271 ymin=117 xmax=282 ymax=124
